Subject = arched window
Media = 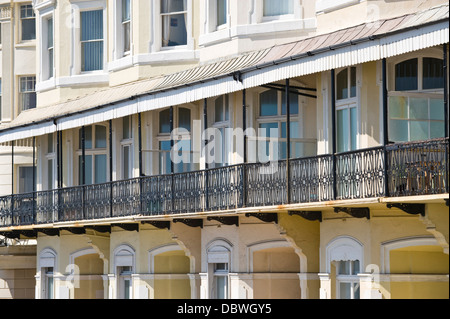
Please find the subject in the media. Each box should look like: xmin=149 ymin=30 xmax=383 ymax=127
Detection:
xmin=257 ymin=88 xmax=304 ymax=160
xmin=114 ymin=244 xmax=135 ymax=299
xmin=206 ymin=240 xmax=232 ymax=299
xmin=389 ymin=56 xmax=445 ymax=142
xmin=326 ymin=236 xmax=363 ymax=299
xmin=158 ymin=106 xmax=194 ymax=174
xmin=39 ymin=248 xmax=57 ymax=299
xmin=78 ymin=124 xmax=108 ymax=185
xmin=335 ymin=67 xmax=358 ymax=152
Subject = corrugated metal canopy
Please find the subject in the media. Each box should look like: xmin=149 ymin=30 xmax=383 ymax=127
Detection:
xmin=0 ymin=3 xmax=448 ymax=142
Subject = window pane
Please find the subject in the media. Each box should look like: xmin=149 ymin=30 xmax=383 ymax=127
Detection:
xmin=337 ymin=69 xmax=348 ymax=100
xmin=123 ymin=116 xmax=131 ymax=139
xmin=216 ymin=276 xmax=227 ymax=299
xmin=81 ymin=10 xmax=103 ymax=71
xmin=263 ymin=0 xmax=293 ymax=16
xmin=337 ymin=109 xmax=349 ymax=153
xmin=430 ymin=121 xmax=444 ymax=139
xmin=389 ymin=119 xmax=408 ymax=142
xmin=174 ymin=139 xmax=192 ymax=173
xmin=350 ymin=107 xmax=357 ymax=151
xmin=281 ymin=92 xmax=299 ymax=115
xmin=281 ymin=121 xmax=299 ymax=139
xmin=423 ymin=58 xmax=444 ymax=90
xmin=21 ymin=92 xmax=36 ymax=111
xmin=22 ymin=18 xmax=36 ymax=41
xmin=84 ymin=126 xmax=92 ymax=149
xmin=79 ymin=155 xmax=93 ymax=185
xmin=389 ymin=96 xmax=408 ymax=119
xmin=160 ymin=109 xmax=171 ymax=133
xmin=260 ymin=122 xmax=279 ymax=138
xmin=352 ymin=260 xmax=360 ymax=275
xmin=47 ymin=133 xmax=54 ymax=153
xmin=47 ymin=159 xmax=54 ymax=190
xmin=95 ymin=154 xmax=107 ymax=184
xmin=339 ymin=282 xmax=351 ymax=299
xmin=123 ymin=145 xmax=130 ymax=180
xmin=224 ymin=95 xmax=229 ymax=121
xmin=215 ymin=96 xmax=224 ymax=122
xmin=409 ymin=98 xmax=428 ymax=120
xmin=122 ymin=0 xmax=131 ymax=22
xmin=82 ymin=41 xmax=103 ymax=71
xmin=410 ymin=121 xmax=428 ymax=141
xmin=47 ymin=18 xmax=53 ymax=48
xmin=217 ymin=0 xmax=227 ymax=26
xmin=124 ymin=279 xmax=131 ymax=299
xmin=395 ymin=58 xmax=418 ymax=91
xmin=162 ymin=14 xmax=187 ymax=47
xmin=260 ymin=90 xmax=278 ymax=116
xmin=81 ymin=10 xmax=103 ymax=41
xmin=161 ymin=0 xmax=186 ymax=13
xmin=19 ymin=167 xmax=34 ymax=193
xmin=95 ymin=125 xmax=107 ymax=148
xmin=430 ymin=99 xmax=444 ymax=120
xmin=123 ymin=22 xmax=131 ymax=53
xmin=350 ymin=67 xmax=357 ymax=98
xmin=159 ymin=141 xmax=172 ymax=174
xmin=178 ymin=108 xmax=191 ymax=131
xmin=338 ymin=261 xmax=350 ymax=275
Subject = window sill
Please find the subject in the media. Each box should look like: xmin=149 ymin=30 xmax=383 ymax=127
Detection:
xmin=232 ymin=18 xmax=316 ymax=38
xmin=135 ymin=49 xmax=199 ymax=65
xmin=108 ymin=55 xmax=134 ymax=72
xmin=36 ymin=73 xmax=109 ymax=91
xmin=15 ymin=40 xmax=37 ymax=48
xmin=316 ymin=0 xmax=360 ymax=14
xmin=199 ymin=28 xmax=231 ymax=47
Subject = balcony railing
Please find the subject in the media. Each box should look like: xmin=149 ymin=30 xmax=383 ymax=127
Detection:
xmin=0 ymin=138 xmax=448 ymax=228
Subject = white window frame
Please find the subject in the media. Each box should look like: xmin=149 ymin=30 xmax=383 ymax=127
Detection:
xmin=113 ymin=244 xmax=135 ymax=300
xmin=255 ymin=87 xmax=307 ymax=161
xmin=17 ymin=165 xmax=34 ymax=194
xmin=156 ymin=106 xmax=195 ymax=174
xmin=145 ymin=0 xmax=195 ymax=62
xmin=334 ymin=260 xmax=360 ymax=299
xmin=325 ymin=236 xmax=364 ymax=300
xmin=210 ymin=94 xmax=231 ymax=168
xmin=38 ymin=248 xmax=57 ymax=300
xmin=19 ymin=3 xmax=36 ymax=42
xmin=206 ymin=240 xmax=232 ymax=300
xmin=76 ymin=124 xmax=109 ymax=185
xmin=113 ymin=0 xmax=132 ymax=61
xmin=199 ymin=0 xmax=231 ymax=46
xmin=388 ymin=51 xmax=445 ymax=142
xmin=335 ymin=66 xmax=361 ymax=152
xmin=70 ymin=1 xmax=107 ymax=76
xmin=251 ymin=0 xmax=302 ymax=24
xmin=39 ymin=8 xmax=55 ymax=82
xmin=45 ymin=133 xmax=56 ymax=190
xmin=18 ymin=75 xmax=37 ymax=113
xmin=121 ymin=115 xmax=134 ymax=180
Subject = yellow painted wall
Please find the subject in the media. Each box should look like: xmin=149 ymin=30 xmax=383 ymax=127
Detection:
xmin=252 ymin=247 xmax=301 ymax=299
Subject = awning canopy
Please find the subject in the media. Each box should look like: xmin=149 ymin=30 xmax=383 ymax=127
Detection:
xmin=0 ymin=3 xmax=448 ymax=143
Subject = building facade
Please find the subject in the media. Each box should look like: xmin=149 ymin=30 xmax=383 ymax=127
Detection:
xmin=0 ymin=0 xmax=448 ymax=299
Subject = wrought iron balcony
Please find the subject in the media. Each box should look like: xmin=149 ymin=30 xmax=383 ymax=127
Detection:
xmin=0 ymin=138 xmax=448 ymax=228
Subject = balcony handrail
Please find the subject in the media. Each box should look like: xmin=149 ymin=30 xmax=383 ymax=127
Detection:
xmin=0 ymin=139 xmax=448 ymax=228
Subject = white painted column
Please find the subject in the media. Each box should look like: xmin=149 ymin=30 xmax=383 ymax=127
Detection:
xmin=318 ymin=273 xmax=331 ymax=299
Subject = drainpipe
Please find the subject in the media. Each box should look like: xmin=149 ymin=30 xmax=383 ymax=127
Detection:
xmin=382 ymin=58 xmax=390 ymax=197
xmin=286 ymin=79 xmax=291 ymax=204
xmin=331 ymin=70 xmax=337 ymax=200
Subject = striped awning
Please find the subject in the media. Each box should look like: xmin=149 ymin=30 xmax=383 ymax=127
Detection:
xmin=0 ymin=3 xmax=448 ymax=143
